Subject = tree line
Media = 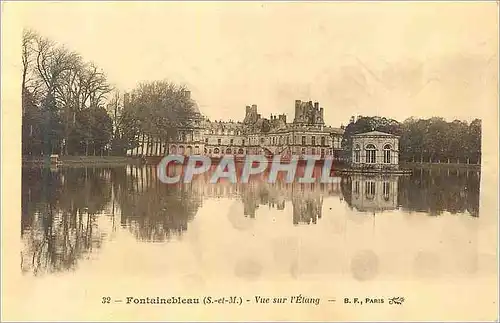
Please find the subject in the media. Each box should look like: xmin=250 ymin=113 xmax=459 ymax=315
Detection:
xmin=22 ymin=30 xmax=197 ymax=158
xmin=22 ymin=30 xmax=482 ymax=163
xmin=342 ymin=116 xmax=482 ymax=164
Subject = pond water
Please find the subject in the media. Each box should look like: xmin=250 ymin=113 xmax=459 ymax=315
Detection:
xmin=21 ymin=165 xmax=484 ymax=276
xmin=16 ymin=165 xmax=497 ymax=320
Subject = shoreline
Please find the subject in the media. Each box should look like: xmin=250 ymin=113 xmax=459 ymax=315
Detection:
xmin=400 ymin=162 xmax=481 ymax=170
xmin=22 ymin=156 xmax=144 ymax=168
xmin=22 ymin=156 xmax=482 ymax=171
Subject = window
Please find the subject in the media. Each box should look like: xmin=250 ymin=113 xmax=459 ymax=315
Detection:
xmin=365 ymin=181 xmax=376 ymax=199
xmin=230 ymin=139 xmax=234 ymax=145
xmin=214 ymin=148 xmax=220 ymax=154
xmin=205 ymin=138 xmax=208 ymax=144
xmin=312 ymin=136 xmax=316 ymax=146
xmin=354 ymin=144 xmax=361 ymax=163
xmin=242 ymin=139 xmax=245 ymax=146
xmin=321 ymin=136 xmax=325 ymax=146
xmin=302 ymin=136 xmax=306 ymax=145
xmin=353 ymin=181 xmax=360 ymax=195
xmin=226 ymin=148 xmax=232 ymax=154
xmin=286 ymin=136 xmax=290 ymax=145
xmin=218 ymin=138 xmax=221 ymax=145
xmin=383 ymin=144 xmax=391 ymax=164
xmin=312 ymin=148 xmax=316 ymax=155
xmin=238 ymin=148 xmax=244 ymax=154
xmin=365 ymin=144 xmax=376 ymax=164
xmin=301 ymin=148 xmax=306 ymax=155
xmin=321 ymin=148 xmax=325 ymax=156
xmin=383 ymin=182 xmax=390 ymax=201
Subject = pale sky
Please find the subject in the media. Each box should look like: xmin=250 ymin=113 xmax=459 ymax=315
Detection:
xmin=8 ymin=1 xmax=499 ymax=126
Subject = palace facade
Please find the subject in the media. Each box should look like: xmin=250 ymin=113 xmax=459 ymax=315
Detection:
xmin=126 ymin=92 xmax=345 ymax=160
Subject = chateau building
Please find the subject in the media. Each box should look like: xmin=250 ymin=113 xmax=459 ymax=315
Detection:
xmin=127 ymin=93 xmax=344 ymax=159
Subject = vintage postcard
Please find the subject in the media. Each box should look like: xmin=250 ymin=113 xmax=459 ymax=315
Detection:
xmin=1 ymin=1 xmax=498 ymax=322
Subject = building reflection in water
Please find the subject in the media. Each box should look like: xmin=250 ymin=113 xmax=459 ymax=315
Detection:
xmin=152 ymin=163 xmax=342 ymax=225
xmin=342 ymin=175 xmax=399 ymax=214
xmin=21 ymin=164 xmax=481 ymax=275
xmin=341 ymin=167 xmax=480 ymax=217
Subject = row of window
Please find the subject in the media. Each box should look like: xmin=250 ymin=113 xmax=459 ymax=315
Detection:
xmin=204 ymin=135 xmax=333 ymax=146
xmin=354 ymin=144 xmax=393 ymax=150
xmin=353 ymin=144 xmax=393 ymax=164
xmin=169 ymin=145 xmax=334 ymax=156
xmin=353 ymin=181 xmax=392 ymax=201
xmin=354 ymin=150 xmax=392 ymax=163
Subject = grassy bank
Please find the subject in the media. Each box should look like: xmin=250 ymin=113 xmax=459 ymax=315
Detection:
xmin=23 ymin=156 xmax=143 ymax=167
xmin=400 ymin=162 xmax=481 ymax=170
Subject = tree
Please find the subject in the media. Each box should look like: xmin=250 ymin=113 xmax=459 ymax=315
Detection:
xmin=123 ymin=80 xmax=200 ymax=155
xmin=22 ymin=30 xmax=113 ymax=157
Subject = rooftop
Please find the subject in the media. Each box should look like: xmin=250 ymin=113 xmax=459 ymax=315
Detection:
xmin=352 ymin=131 xmax=398 ymax=137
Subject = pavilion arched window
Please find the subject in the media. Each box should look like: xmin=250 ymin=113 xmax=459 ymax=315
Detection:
xmin=365 ymin=144 xmax=376 ymax=164
xmin=354 ymin=144 xmax=361 ymax=163
xmin=383 ymin=144 xmax=392 ymax=164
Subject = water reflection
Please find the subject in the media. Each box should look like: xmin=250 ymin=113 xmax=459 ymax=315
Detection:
xmin=341 ymin=168 xmax=480 ymax=217
xmin=112 ymin=166 xmax=202 ymax=242
xmin=21 ymin=165 xmax=481 ymax=276
xmin=21 ymin=167 xmax=111 ymax=275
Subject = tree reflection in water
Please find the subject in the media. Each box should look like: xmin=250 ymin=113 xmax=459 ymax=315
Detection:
xmin=111 ymin=166 xmax=202 ymax=242
xmin=21 ymin=167 xmax=111 ymax=275
xmin=21 ymin=164 xmax=481 ymax=275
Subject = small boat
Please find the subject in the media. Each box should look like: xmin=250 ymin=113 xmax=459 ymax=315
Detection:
xmin=49 ymin=154 xmax=62 ymax=166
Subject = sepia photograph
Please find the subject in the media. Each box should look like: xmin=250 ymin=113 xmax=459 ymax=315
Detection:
xmin=1 ymin=1 xmax=499 ymax=322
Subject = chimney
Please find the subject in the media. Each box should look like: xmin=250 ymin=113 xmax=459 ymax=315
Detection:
xmin=246 ymin=105 xmax=251 ymax=114
xmin=182 ymin=90 xmax=191 ymax=99
xmin=294 ymin=100 xmax=302 ymax=120
xmin=314 ymin=102 xmax=319 ymax=109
